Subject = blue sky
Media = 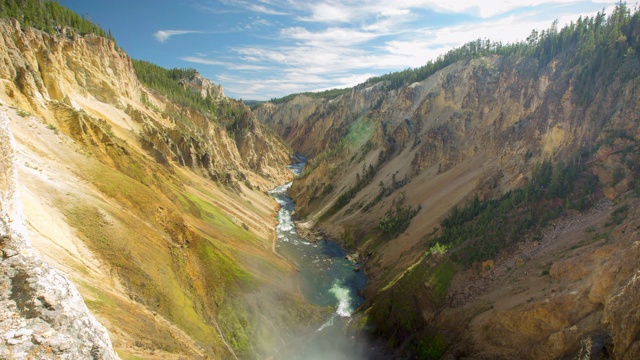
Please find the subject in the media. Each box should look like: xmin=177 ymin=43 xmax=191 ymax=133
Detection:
xmin=58 ymin=1 xmax=632 ymax=100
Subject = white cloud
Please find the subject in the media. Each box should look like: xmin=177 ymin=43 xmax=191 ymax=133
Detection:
xmin=220 ymin=0 xmax=289 ymax=15
xmin=154 ymin=30 xmax=202 ymax=43
xmin=247 ymin=3 xmax=289 ymax=15
xmin=280 ymin=26 xmax=381 ymax=47
xmin=235 ymin=15 xmax=517 ymax=76
xmin=297 ymin=2 xmax=354 ymax=23
xmin=290 ymin=0 xmax=620 ymax=22
xmin=181 ymin=56 xmax=270 ymax=71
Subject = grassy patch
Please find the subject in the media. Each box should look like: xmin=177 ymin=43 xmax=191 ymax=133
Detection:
xmin=194 ymin=237 xmax=257 ymax=292
xmin=429 ymin=262 xmax=456 ymax=300
xmin=606 ymin=204 xmax=629 ymax=227
xmin=80 ymin=281 xmax=189 ymax=354
xmin=369 ymin=259 xmax=456 ymax=341
xmin=114 ymin=350 xmax=144 ymax=360
xmin=172 ymin=187 xmax=263 ymax=249
xmin=416 ymin=333 xmax=448 ymax=360
xmin=343 ymin=116 xmax=374 ymax=152
xmin=88 ymin=164 xmax=159 ymax=216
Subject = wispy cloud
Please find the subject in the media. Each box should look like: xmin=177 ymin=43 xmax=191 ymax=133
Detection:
xmin=237 ymin=16 xmax=274 ymax=31
xmin=181 ymin=56 xmax=270 ymax=71
xmin=280 ymin=26 xmax=382 ymax=47
xmin=192 ymin=3 xmax=235 ymax=14
xmin=220 ymin=0 xmax=289 ymax=15
xmin=154 ymin=30 xmax=203 ymax=43
xmin=401 ymin=0 xmax=580 ymax=18
xmin=247 ymin=3 xmax=289 ymax=15
xmin=290 ymin=0 xmax=617 ymax=23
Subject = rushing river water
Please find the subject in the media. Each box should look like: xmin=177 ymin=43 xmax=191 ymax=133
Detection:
xmin=268 ymin=159 xmax=370 ymax=359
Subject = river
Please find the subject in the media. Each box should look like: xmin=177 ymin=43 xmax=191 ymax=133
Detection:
xmin=267 ymin=158 xmax=370 ymax=359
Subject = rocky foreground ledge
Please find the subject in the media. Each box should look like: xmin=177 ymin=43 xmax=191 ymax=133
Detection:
xmin=0 ymin=112 xmax=118 ymax=359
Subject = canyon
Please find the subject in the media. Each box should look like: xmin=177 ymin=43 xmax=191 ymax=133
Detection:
xmin=1 ymin=3 xmax=640 ymax=360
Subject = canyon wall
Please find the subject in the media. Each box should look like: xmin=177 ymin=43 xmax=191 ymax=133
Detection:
xmin=256 ymin=26 xmax=640 ymax=358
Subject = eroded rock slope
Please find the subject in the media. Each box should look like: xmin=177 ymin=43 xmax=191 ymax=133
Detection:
xmin=1 ymin=112 xmax=117 ymax=359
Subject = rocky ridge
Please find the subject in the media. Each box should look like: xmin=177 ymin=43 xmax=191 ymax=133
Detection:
xmin=179 ymin=71 xmax=224 ymax=100
xmin=258 ymin=53 xmax=639 ymax=282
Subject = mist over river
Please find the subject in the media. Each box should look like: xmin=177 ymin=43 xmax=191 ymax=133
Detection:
xmin=267 ymin=158 xmax=371 ymax=359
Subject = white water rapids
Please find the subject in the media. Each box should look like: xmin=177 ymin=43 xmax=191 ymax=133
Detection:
xmin=266 ymin=156 xmax=371 ymax=359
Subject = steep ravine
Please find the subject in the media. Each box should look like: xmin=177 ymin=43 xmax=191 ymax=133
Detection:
xmin=2 ymin=5 xmax=639 ymax=359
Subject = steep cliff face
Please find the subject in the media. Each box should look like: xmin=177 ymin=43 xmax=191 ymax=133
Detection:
xmin=256 ymin=16 xmax=640 ymax=358
xmin=0 ymin=19 xmax=138 ymax=108
xmin=0 ymin=18 xmax=317 ymax=359
xmin=0 ymin=18 xmax=291 ymax=190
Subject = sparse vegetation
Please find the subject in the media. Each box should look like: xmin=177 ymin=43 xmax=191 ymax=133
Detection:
xmin=607 ymin=204 xmax=629 ymax=226
xmin=428 ymin=159 xmax=599 ymax=265
xmin=611 ymin=166 xmax=626 ymax=186
xmin=427 ymin=242 xmax=448 ymax=256
xmin=321 ymin=161 xmax=377 ymax=220
xmin=269 ymin=87 xmax=351 ymax=104
xmin=378 ymin=204 xmax=421 ymax=240
xmin=46 ymin=123 xmax=58 ymax=134
xmin=362 ymin=173 xmax=409 ymax=212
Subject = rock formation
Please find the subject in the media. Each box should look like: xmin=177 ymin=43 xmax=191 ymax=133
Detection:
xmin=179 ymin=71 xmax=225 ymax=100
